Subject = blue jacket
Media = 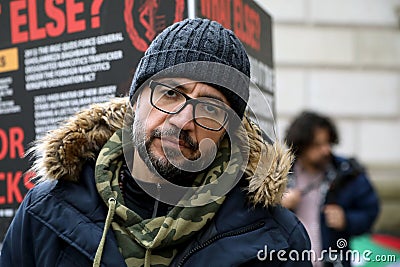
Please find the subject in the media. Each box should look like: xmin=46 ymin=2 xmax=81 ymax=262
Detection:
xmin=1 ymin=99 xmax=312 ymax=266
xmin=321 ymin=156 xmax=379 ymax=252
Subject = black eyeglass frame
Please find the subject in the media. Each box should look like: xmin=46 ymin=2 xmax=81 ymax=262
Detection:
xmin=148 ymin=80 xmax=230 ymax=131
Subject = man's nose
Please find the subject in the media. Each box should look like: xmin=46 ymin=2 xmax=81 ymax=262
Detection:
xmin=168 ymin=103 xmax=196 ymax=131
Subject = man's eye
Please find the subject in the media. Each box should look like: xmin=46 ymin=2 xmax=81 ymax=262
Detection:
xmin=203 ymin=104 xmax=217 ymax=114
xmin=162 ymin=89 xmax=178 ymax=98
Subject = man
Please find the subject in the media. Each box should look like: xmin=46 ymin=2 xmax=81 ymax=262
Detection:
xmin=283 ymin=111 xmax=379 ymax=267
xmin=1 ymin=18 xmax=311 ymax=266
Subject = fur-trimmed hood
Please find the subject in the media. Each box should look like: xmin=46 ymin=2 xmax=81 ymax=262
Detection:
xmin=29 ymin=98 xmax=292 ymax=207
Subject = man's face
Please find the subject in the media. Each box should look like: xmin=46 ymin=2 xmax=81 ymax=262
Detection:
xmin=301 ymin=127 xmax=332 ymax=171
xmin=132 ymin=78 xmax=230 ymax=184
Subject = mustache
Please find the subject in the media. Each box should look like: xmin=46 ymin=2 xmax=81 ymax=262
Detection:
xmin=150 ymin=126 xmax=199 ymax=151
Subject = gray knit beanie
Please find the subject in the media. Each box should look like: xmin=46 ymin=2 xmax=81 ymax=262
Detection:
xmin=129 ymin=18 xmax=250 ymax=119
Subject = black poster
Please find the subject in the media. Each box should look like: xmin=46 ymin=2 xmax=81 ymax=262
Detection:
xmin=0 ymin=0 xmax=187 ymax=241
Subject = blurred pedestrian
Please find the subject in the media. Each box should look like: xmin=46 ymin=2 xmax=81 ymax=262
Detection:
xmin=282 ymin=111 xmax=379 ymax=267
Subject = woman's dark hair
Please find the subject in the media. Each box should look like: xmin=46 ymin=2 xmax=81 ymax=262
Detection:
xmin=285 ymin=111 xmax=339 ymax=157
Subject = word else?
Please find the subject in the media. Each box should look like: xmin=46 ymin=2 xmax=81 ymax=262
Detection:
xmin=10 ymin=0 xmax=101 ymax=44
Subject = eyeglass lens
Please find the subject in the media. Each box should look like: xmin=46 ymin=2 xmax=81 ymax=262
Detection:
xmin=150 ymin=81 xmax=228 ymax=130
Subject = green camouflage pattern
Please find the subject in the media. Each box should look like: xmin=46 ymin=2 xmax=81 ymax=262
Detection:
xmin=94 ymin=129 xmax=240 ymax=267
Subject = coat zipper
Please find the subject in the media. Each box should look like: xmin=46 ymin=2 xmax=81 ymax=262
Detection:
xmin=177 ymin=221 xmax=265 ymax=266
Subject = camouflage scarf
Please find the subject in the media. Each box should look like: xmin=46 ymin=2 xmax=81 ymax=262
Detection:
xmin=95 ymin=129 xmax=241 ymax=267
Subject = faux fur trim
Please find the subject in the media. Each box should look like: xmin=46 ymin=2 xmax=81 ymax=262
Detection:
xmin=28 ymin=98 xmax=127 ymax=182
xmin=241 ymin=117 xmax=293 ymax=206
xmin=29 ymin=97 xmax=292 ymax=206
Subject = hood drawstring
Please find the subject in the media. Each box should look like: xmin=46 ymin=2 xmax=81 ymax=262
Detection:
xmin=93 ymin=197 xmax=116 ymax=267
xmin=144 ymin=249 xmax=152 ymax=267
xmin=151 ymin=183 xmax=161 ymax=218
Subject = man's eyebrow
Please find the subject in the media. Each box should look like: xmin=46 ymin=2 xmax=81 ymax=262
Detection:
xmin=167 ymin=80 xmax=190 ymax=92
xmin=164 ymin=80 xmax=227 ymax=103
xmin=199 ymin=94 xmax=225 ymax=103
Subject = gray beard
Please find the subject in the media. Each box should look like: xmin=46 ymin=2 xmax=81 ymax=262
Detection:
xmin=131 ymin=118 xmax=199 ymax=186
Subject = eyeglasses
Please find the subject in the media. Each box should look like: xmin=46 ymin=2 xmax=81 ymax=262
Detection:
xmin=149 ymin=80 xmax=229 ymax=131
